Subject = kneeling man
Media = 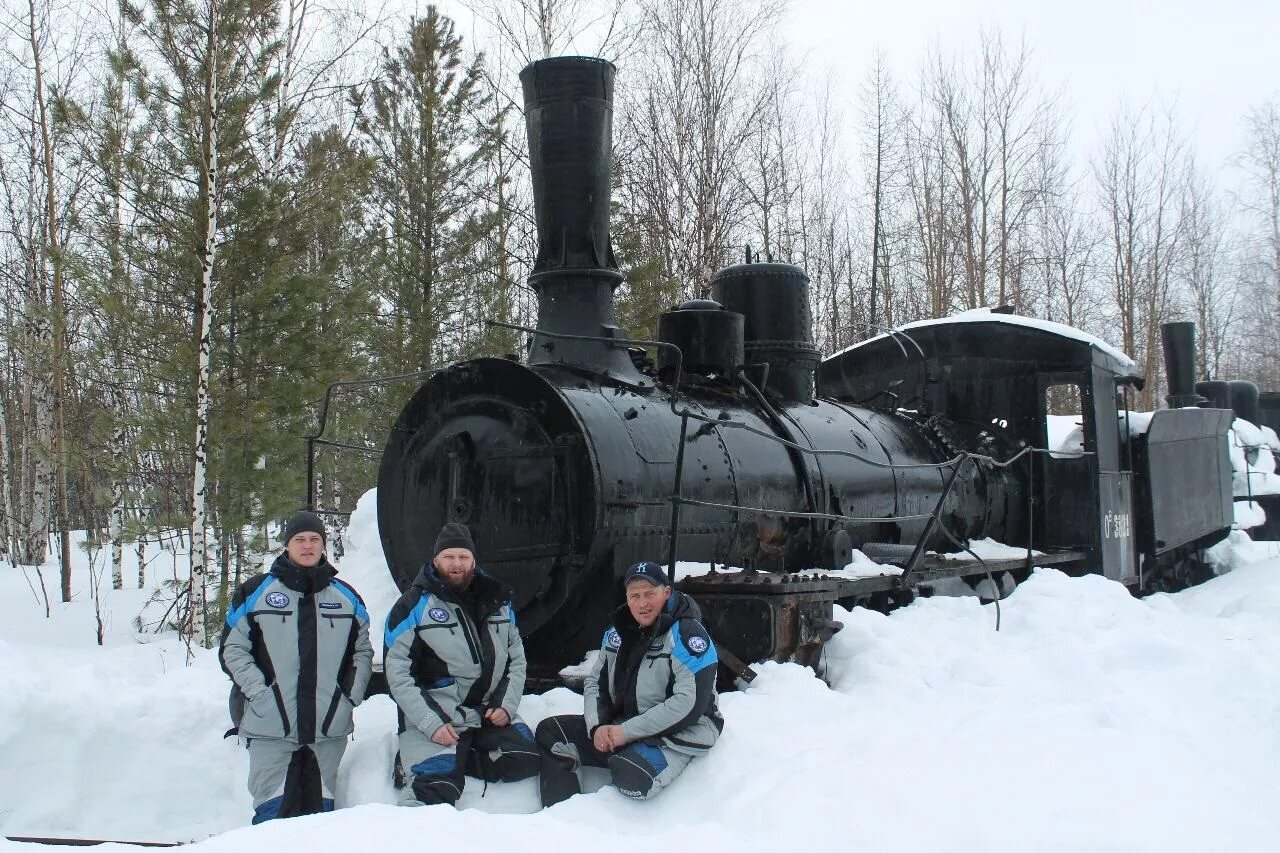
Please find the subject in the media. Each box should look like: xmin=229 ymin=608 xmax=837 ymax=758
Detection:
xmin=536 ymin=561 xmax=723 ymax=805
xmin=384 ymin=522 xmax=539 ymax=805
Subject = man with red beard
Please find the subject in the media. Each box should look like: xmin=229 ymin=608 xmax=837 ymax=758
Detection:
xmin=384 ymin=522 xmax=539 ymax=806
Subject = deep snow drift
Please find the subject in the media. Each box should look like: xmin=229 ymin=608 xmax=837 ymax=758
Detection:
xmin=3 ymin=492 xmax=1280 ymax=852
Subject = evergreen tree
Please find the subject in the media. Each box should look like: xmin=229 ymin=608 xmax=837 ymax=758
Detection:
xmin=353 ymin=8 xmax=495 ymax=374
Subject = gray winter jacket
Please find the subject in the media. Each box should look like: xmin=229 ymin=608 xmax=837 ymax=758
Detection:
xmin=219 ymin=555 xmax=373 ymax=743
xmin=585 ymin=590 xmax=723 ymax=754
xmin=383 ymin=566 xmax=525 ymax=738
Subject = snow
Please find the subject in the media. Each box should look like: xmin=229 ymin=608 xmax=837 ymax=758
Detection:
xmin=1046 ymin=414 xmax=1084 ymax=456
xmin=835 ymin=548 xmax=904 ymax=577
xmin=5 ymin=496 xmax=1280 ymax=851
xmin=1119 ymin=409 xmax=1156 ymax=436
xmin=1207 ymin=529 xmax=1280 ymax=571
xmin=1230 ymin=419 xmax=1280 ymax=498
xmin=1235 ymin=500 xmax=1268 ymax=530
xmin=1050 ymin=411 xmax=1161 ymax=457
xmin=829 ymin=307 xmax=1137 ymax=370
xmin=937 ymin=537 xmax=1043 ymax=560
xmin=1264 ymin=425 xmax=1280 ymax=453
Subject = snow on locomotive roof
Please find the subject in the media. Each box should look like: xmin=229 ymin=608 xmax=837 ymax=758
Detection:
xmin=828 ymin=308 xmax=1137 ymax=371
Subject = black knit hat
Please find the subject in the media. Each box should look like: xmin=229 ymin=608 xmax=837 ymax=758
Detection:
xmin=282 ymin=511 xmax=326 ymax=546
xmin=624 ymin=561 xmax=670 ymax=587
xmin=433 ymin=522 xmax=475 ymax=557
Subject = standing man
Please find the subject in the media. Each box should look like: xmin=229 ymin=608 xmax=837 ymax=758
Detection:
xmin=219 ymin=511 xmax=373 ymax=824
xmin=384 ymin=522 xmax=539 ymax=806
xmin=535 ymin=561 xmax=723 ymax=805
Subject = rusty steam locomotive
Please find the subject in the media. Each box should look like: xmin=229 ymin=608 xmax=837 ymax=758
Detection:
xmin=374 ymin=57 xmax=1238 ymax=683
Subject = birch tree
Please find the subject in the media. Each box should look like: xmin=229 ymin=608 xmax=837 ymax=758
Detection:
xmin=859 ymin=49 xmax=905 ymax=337
xmin=27 ymin=0 xmax=76 ymax=600
xmin=619 ymin=0 xmax=783 ymax=300
xmin=903 ymin=81 xmax=957 ymax=319
xmin=1094 ymin=101 xmax=1187 ymax=405
xmin=124 ymin=0 xmax=281 ymax=646
xmin=1237 ymin=99 xmax=1280 ymax=386
xmin=188 ymin=0 xmax=217 ymax=648
xmin=1179 ymin=160 xmax=1237 ymax=379
xmin=468 ymin=0 xmax=636 ymax=65
xmin=0 ymin=0 xmax=86 ymax=586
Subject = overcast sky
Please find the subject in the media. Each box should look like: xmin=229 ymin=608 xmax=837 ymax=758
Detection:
xmin=785 ymin=0 xmax=1278 ymax=181
xmin=409 ymin=0 xmax=1278 ymax=186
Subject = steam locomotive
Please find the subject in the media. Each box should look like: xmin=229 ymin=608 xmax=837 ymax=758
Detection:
xmin=374 ymin=56 xmax=1239 ymax=684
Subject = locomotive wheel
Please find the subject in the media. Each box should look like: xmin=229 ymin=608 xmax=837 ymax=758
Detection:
xmin=1143 ymin=548 xmax=1214 ymax=594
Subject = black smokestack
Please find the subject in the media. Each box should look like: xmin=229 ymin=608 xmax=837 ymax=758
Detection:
xmin=522 ymin=57 xmax=617 ymax=273
xmin=1160 ymin=322 xmax=1201 ymax=408
xmin=519 ymin=57 xmax=639 ymax=381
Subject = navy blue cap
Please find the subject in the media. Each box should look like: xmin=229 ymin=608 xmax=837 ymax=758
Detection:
xmin=624 ymin=561 xmax=670 ymax=587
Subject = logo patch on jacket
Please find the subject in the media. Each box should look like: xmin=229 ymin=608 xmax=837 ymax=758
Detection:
xmin=318 ymin=601 xmax=342 ymax=610
xmin=686 ymin=635 xmax=709 ymax=654
xmin=265 ymin=591 xmax=290 ymax=609
xmin=605 ymin=628 xmax=621 ymax=650
xmin=428 ymin=607 xmax=451 ymax=623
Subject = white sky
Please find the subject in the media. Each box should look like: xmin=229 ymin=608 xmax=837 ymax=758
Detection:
xmin=394 ymin=0 xmax=1278 ymax=184
xmin=783 ymin=0 xmax=1279 ymax=177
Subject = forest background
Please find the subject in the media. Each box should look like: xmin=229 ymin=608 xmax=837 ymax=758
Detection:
xmin=2 ymin=0 xmax=1277 ymax=642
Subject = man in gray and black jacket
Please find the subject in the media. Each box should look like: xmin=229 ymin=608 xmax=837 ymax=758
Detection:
xmin=219 ymin=511 xmax=373 ymax=824
xmin=536 ymin=561 xmax=723 ymax=805
xmin=383 ymin=522 xmax=539 ymax=806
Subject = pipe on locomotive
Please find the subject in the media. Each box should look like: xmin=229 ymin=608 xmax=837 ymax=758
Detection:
xmin=1161 ymin=322 xmax=1203 ymax=409
xmin=520 ymin=57 xmax=644 ymax=384
xmin=1162 ymin=322 xmax=1264 ymax=424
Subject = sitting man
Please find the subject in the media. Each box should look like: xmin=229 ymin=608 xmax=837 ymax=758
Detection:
xmin=536 ymin=561 xmax=723 ymax=805
xmin=384 ymin=522 xmax=539 ymax=806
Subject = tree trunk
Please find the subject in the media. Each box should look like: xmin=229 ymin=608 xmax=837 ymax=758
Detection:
xmin=136 ymin=533 xmax=147 ymax=589
xmin=109 ymin=376 xmax=126 ymax=590
xmin=0 ymin=381 xmax=12 ymax=562
xmin=188 ymin=0 xmax=218 ymax=650
xmin=28 ymin=0 xmax=73 ymax=600
xmin=219 ymin=524 xmax=231 ymax=610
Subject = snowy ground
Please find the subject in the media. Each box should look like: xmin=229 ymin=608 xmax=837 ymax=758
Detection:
xmin=4 ymin=494 xmax=1280 ymax=851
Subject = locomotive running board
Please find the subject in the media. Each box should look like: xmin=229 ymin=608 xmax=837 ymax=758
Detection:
xmin=827 ymin=549 xmax=1090 ymax=598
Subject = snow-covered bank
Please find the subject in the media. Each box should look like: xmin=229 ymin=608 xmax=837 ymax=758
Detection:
xmin=4 ymin=502 xmax=1280 ymax=851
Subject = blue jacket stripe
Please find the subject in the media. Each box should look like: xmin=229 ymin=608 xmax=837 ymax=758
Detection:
xmin=385 ymin=598 xmax=426 ymax=650
xmin=332 ymin=580 xmax=369 ymax=622
xmin=226 ymin=580 xmax=271 ymax=629
xmin=671 ymin=621 xmax=718 ymax=674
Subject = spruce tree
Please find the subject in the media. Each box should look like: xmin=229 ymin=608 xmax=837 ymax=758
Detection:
xmin=353 ymin=8 xmax=495 ymax=374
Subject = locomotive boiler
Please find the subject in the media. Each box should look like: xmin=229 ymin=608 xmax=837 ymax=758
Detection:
xmin=376 ymin=56 xmax=1235 ymax=682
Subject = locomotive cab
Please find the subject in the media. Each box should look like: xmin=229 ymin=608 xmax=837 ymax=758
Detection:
xmin=819 ymin=311 xmax=1147 ymax=583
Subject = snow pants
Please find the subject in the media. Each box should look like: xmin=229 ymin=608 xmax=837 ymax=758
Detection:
xmin=535 ymin=714 xmax=693 ymax=806
xmin=397 ymin=720 xmax=540 ymax=806
xmin=246 ymin=736 xmax=346 ymax=824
